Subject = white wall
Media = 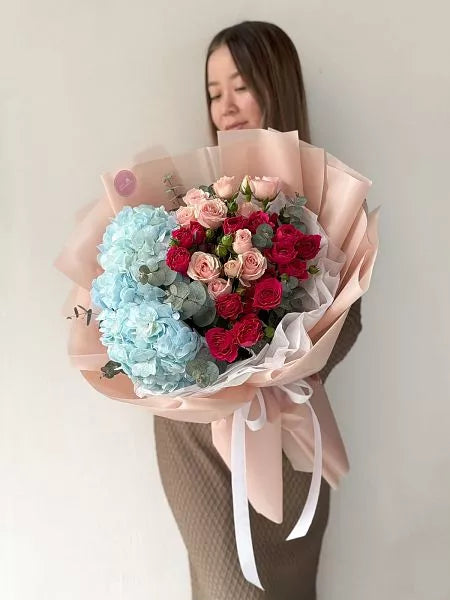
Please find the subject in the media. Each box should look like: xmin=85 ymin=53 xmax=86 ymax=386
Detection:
xmin=2 ymin=1 xmax=449 ymax=599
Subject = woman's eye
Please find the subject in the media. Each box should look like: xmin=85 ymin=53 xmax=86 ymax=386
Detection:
xmin=235 ymin=86 xmax=247 ymax=92
xmin=210 ymin=94 xmax=221 ymax=101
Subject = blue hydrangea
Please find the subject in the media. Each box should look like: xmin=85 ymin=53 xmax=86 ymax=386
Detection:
xmin=98 ymin=205 xmax=177 ymax=274
xmin=98 ymin=300 xmax=202 ymax=393
xmin=91 ymin=204 xmax=202 ymax=394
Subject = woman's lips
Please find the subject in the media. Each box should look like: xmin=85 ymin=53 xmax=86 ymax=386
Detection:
xmin=225 ymin=121 xmax=248 ymax=130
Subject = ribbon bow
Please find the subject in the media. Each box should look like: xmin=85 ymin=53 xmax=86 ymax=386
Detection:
xmin=231 ymin=380 xmax=323 ymax=589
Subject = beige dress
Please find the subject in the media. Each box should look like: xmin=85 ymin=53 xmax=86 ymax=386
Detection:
xmin=154 ymin=299 xmax=362 ymax=600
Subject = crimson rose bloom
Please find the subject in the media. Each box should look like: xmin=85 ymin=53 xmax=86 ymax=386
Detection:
xmin=189 ymin=221 xmax=206 ymax=244
xmin=216 ymin=292 xmax=243 ymax=321
xmin=266 ymin=240 xmax=297 ymax=265
xmin=246 ymin=211 xmax=274 ymax=233
xmin=166 ymin=246 xmax=190 ymax=273
xmin=279 ymin=259 xmax=309 ymax=280
xmin=252 ymin=277 xmax=283 ymax=310
xmin=268 ymin=212 xmax=279 ymax=229
xmin=171 ymin=227 xmax=194 ymax=248
xmin=223 ymin=216 xmax=248 ymax=234
xmin=274 ymin=224 xmax=301 ymax=244
xmin=232 ymin=314 xmax=263 ymax=347
xmin=205 ymin=327 xmax=238 ymax=362
xmin=296 ymin=234 xmax=321 ymax=260
xmin=241 ymin=285 xmax=256 ymax=314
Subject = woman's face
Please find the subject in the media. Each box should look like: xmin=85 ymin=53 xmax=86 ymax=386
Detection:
xmin=207 ymin=44 xmax=263 ymax=132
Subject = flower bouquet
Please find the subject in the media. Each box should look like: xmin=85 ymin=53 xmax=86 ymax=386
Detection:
xmin=56 ymin=129 xmax=378 ymax=589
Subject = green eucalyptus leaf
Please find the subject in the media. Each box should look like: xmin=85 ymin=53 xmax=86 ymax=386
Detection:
xmin=287 ymin=276 xmax=299 ymax=290
xmin=163 ymin=268 xmax=178 ymax=286
xmin=170 ymin=281 xmax=190 ymax=298
xmin=285 ymin=206 xmax=304 ymax=220
xmin=187 ymin=281 xmax=207 ymax=305
xmin=290 ymin=219 xmax=307 ymax=234
xmin=251 ymin=234 xmax=267 ymax=249
xmin=195 ymin=361 xmax=220 ymax=388
xmin=294 ymin=195 xmax=308 ymax=207
xmin=290 ymin=297 xmax=304 ymax=311
xmin=193 ymin=298 xmax=216 ymax=327
xmin=186 ymin=358 xmax=203 ymax=377
xmin=256 ymin=223 xmax=274 ymax=237
xmin=148 ymin=270 xmax=166 ymax=287
xmin=181 ymin=300 xmax=200 ymax=319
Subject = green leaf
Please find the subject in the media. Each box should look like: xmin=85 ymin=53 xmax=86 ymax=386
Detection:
xmin=162 ymin=267 xmax=178 ymax=286
xmin=290 ymin=297 xmax=304 ymax=311
xmin=164 ymin=293 xmax=184 ymax=311
xmin=227 ymin=200 xmax=238 ymax=215
xmin=291 ymin=220 xmax=307 ymax=234
xmin=181 ymin=300 xmax=200 ymax=319
xmin=251 ymin=234 xmax=267 ymax=249
xmin=285 ymin=205 xmax=304 ymax=219
xmin=291 ymin=288 xmax=306 ymax=300
xmin=195 ymin=361 xmax=220 ymax=388
xmin=193 ymin=298 xmax=216 ymax=327
xmin=170 ymin=282 xmax=190 ymax=298
xmin=264 ymin=326 xmax=275 ymax=339
xmin=256 ymin=223 xmax=274 ymax=237
xmin=101 ymin=360 xmax=123 ymax=379
xmin=186 ymin=358 xmax=203 ymax=377
xmin=180 ymin=282 xmax=207 ymax=318
xmin=187 ymin=281 xmax=207 ymax=305
xmin=148 ymin=270 xmax=166 ymax=287
xmin=294 ymin=194 xmax=308 ymax=207
xmin=287 ymin=276 xmax=299 ymax=290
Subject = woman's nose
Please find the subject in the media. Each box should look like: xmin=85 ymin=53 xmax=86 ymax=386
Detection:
xmin=221 ymin=91 xmax=238 ymax=115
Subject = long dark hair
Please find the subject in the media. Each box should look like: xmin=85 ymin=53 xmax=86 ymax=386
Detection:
xmin=205 ymin=21 xmax=311 ymax=143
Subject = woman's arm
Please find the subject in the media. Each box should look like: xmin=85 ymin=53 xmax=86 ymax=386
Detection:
xmin=319 ymin=200 xmax=368 ymax=383
xmin=319 ymin=297 xmax=362 ymax=383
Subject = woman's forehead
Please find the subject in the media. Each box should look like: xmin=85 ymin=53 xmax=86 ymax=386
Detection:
xmin=207 ymin=45 xmax=241 ymax=83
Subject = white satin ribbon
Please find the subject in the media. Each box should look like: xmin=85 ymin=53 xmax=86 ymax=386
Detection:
xmin=279 ymin=381 xmax=323 ymax=540
xmin=231 ymin=389 xmax=266 ymax=589
xmin=230 ymin=380 xmax=323 ymax=589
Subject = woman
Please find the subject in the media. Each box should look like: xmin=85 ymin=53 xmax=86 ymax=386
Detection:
xmin=154 ymin=21 xmax=362 ymax=600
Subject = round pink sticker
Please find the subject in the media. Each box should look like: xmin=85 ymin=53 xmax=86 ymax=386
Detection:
xmin=114 ymin=170 xmax=136 ymax=197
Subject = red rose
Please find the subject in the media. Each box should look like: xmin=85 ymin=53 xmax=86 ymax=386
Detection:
xmin=166 ymin=246 xmax=191 ymax=274
xmin=260 ymin=265 xmax=278 ymax=280
xmin=279 ymin=259 xmax=309 ymax=280
xmin=216 ymin=292 xmax=243 ymax=321
xmin=252 ymin=277 xmax=283 ymax=310
xmin=189 ymin=221 xmax=206 ymax=244
xmin=171 ymin=227 xmax=194 ymax=248
xmin=266 ymin=241 xmax=297 ymax=265
xmin=268 ymin=212 xmax=279 ymax=229
xmin=296 ymin=234 xmax=321 ymax=260
xmin=246 ymin=211 xmax=274 ymax=234
xmin=205 ymin=327 xmax=238 ymax=362
xmin=242 ymin=285 xmax=256 ymax=314
xmin=232 ymin=314 xmax=263 ymax=347
xmin=274 ymin=224 xmax=301 ymax=244
xmin=223 ymin=216 xmax=248 ymax=234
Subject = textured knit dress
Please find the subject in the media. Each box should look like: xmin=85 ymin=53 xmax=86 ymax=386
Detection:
xmin=154 ymin=299 xmax=362 ymax=600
